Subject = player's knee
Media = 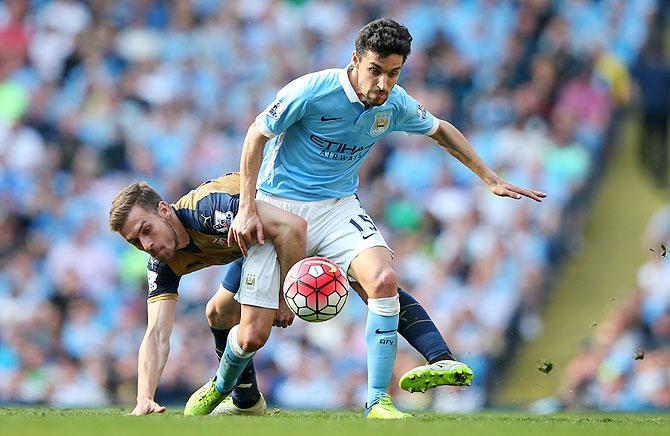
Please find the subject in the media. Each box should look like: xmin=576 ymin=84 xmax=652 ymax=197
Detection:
xmin=205 ymin=298 xmax=219 ymax=326
xmin=206 ymin=296 xmax=238 ymax=329
xmin=368 ymin=268 xmax=398 ymax=298
xmin=237 ymin=327 xmax=270 ymax=352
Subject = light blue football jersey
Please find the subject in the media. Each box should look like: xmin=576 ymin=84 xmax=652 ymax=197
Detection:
xmin=254 ymin=65 xmax=439 ymax=201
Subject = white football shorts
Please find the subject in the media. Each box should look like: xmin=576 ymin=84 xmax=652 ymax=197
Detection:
xmin=235 ymin=192 xmax=392 ymax=309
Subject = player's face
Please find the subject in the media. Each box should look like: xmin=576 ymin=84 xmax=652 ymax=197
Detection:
xmin=352 ymin=50 xmax=404 ymax=106
xmin=119 ymin=202 xmax=179 ymax=262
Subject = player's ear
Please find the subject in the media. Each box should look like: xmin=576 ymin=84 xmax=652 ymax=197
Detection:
xmin=352 ymin=51 xmax=359 ymax=68
xmin=157 ymin=201 xmax=171 ymax=219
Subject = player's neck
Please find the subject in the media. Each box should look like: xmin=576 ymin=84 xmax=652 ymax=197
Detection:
xmin=168 ymin=210 xmax=190 ymax=249
xmin=347 ymin=67 xmax=366 ymax=105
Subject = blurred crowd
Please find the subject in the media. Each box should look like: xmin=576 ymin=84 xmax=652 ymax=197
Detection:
xmin=0 ymin=0 xmax=657 ymax=411
xmin=559 ymin=204 xmax=670 ymax=411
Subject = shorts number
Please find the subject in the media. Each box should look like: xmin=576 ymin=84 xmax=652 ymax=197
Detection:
xmin=349 ymin=214 xmax=378 ymax=239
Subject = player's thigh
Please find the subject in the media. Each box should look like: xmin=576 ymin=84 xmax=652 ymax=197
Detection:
xmin=313 ymin=197 xmax=393 ymax=280
xmin=235 ymin=241 xmax=281 ymax=310
xmin=254 ymin=199 xmax=306 ymax=241
xmin=206 ymin=284 xmax=240 ymax=329
xmin=255 ymin=191 xmax=324 ymax=255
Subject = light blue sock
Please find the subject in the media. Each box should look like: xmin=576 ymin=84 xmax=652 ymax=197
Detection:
xmin=215 ymin=326 xmax=254 ymax=394
xmin=366 ymin=310 xmax=399 ymax=406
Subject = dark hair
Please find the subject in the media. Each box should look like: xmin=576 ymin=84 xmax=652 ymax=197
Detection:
xmin=355 ymin=18 xmax=412 ymax=62
xmin=109 ymin=181 xmax=163 ymax=232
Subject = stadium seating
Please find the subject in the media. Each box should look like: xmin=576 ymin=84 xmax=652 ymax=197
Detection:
xmin=0 ymin=0 xmax=658 ymax=410
xmin=558 ymin=204 xmax=670 ymax=411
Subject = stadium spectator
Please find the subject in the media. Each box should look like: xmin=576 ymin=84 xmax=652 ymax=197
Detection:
xmin=559 ymin=203 xmax=670 ymax=411
xmin=631 ymin=40 xmax=670 ymax=188
xmin=0 ymin=0 xmax=658 ymax=411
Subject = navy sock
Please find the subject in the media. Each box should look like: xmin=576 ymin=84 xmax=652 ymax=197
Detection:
xmin=231 ymin=361 xmax=261 ymax=408
xmin=210 ymin=327 xmax=260 ymax=407
xmin=210 ymin=327 xmax=228 ymax=360
xmin=398 ymin=288 xmax=455 ymax=363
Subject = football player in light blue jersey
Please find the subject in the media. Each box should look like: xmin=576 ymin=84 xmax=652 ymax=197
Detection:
xmin=187 ymin=18 xmax=546 ymax=419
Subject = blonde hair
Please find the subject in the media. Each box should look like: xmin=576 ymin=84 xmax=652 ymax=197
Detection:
xmin=109 ymin=182 xmax=163 ymax=232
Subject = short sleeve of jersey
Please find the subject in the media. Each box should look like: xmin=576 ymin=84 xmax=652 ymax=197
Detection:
xmin=395 ymin=89 xmax=440 ymax=136
xmin=255 ymin=77 xmax=311 ymax=138
xmin=146 ymin=258 xmax=181 ymax=303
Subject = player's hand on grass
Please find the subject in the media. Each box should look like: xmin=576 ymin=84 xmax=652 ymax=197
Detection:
xmin=274 ymin=298 xmax=295 ymax=328
xmin=229 ymin=206 xmax=265 ymax=256
xmin=489 ymin=177 xmax=547 ymax=202
xmin=130 ymin=398 xmax=167 ymax=416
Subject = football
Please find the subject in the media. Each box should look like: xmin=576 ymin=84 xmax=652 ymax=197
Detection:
xmin=283 ymin=256 xmax=349 ymax=322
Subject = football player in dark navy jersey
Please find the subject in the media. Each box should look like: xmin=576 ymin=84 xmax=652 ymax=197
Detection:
xmin=109 ymin=172 xmax=306 ymax=416
xmin=111 ymin=172 xmax=473 ymax=417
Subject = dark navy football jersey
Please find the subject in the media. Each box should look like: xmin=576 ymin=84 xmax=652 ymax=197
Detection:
xmin=146 ymin=173 xmax=243 ymax=303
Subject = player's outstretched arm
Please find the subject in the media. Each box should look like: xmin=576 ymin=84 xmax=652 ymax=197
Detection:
xmin=229 ymin=123 xmax=271 ymax=255
xmin=430 ymin=120 xmax=547 ymax=202
xmin=131 ymin=298 xmax=177 ymax=416
xmin=256 ymin=200 xmax=307 ymax=328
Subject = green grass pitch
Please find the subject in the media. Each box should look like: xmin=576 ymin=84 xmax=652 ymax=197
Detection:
xmin=0 ymin=408 xmax=667 ymax=436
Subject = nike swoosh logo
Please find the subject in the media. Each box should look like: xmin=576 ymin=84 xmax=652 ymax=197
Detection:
xmin=375 ymin=328 xmax=397 ymax=334
xmin=362 ymin=234 xmax=375 ymax=239
xmin=320 ymin=116 xmax=342 ymax=121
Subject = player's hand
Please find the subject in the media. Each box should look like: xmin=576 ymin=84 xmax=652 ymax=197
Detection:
xmin=489 ymin=177 xmax=547 ymax=202
xmin=129 ymin=398 xmax=167 ymax=416
xmin=274 ymin=298 xmax=295 ymax=328
xmin=228 ymin=206 xmax=265 ymax=256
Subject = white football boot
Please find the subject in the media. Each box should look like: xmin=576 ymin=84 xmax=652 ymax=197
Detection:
xmin=210 ymin=392 xmax=267 ymax=416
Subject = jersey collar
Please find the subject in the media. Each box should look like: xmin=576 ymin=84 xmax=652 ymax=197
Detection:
xmin=181 ymin=232 xmax=201 ymax=253
xmin=339 ymin=64 xmax=364 ymax=105
xmin=339 ymin=64 xmax=392 ymax=109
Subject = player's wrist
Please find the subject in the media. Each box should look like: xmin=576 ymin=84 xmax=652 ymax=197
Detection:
xmin=483 ymin=170 xmax=500 ymax=187
xmin=239 ymin=198 xmax=257 ymax=213
xmin=136 ymin=395 xmax=154 ymax=403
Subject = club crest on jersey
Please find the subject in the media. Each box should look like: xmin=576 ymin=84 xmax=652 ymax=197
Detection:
xmin=370 ymin=111 xmax=391 ymax=136
xmin=213 ymin=210 xmax=234 ymax=234
xmin=266 ymin=99 xmax=286 ymax=120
